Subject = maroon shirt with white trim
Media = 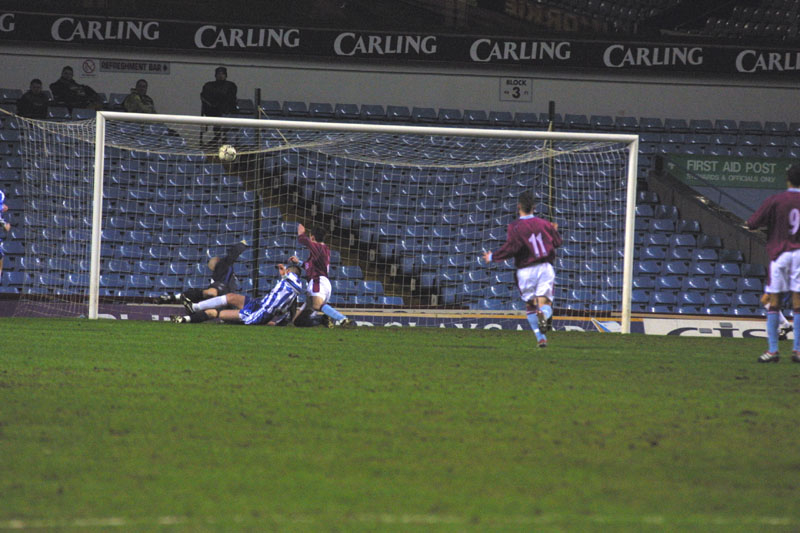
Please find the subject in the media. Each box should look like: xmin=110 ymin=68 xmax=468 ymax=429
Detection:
xmin=298 ymin=232 xmax=330 ymax=281
xmin=747 ymin=188 xmax=800 ymax=261
xmin=490 ymin=215 xmax=562 ymax=269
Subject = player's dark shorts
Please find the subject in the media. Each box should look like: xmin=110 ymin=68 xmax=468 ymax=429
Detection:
xmin=209 ymin=281 xmax=233 ymax=295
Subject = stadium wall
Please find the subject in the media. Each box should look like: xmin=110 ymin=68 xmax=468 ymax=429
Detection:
xmin=1 ymin=43 xmax=799 ymax=123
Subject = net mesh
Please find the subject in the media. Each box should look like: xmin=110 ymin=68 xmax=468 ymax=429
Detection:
xmin=13 ymin=114 xmax=634 ymax=327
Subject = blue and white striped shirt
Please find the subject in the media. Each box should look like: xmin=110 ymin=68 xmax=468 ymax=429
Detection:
xmin=240 ymin=272 xmax=304 ymax=325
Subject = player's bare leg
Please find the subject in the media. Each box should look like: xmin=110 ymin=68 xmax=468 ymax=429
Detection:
xmin=536 ymin=295 xmax=553 ymax=333
xmin=311 ymin=295 xmax=351 ymax=327
xmin=525 ymin=299 xmax=548 ymax=348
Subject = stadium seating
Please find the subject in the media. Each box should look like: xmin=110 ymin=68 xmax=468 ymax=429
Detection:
xmin=4 ymin=92 xmax=780 ymax=317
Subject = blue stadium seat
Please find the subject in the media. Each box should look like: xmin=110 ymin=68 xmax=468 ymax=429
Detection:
xmin=664 ymin=118 xmax=689 ymax=132
xmin=734 ymin=293 xmax=761 ymax=307
xmin=259 ymin=99 xmax=282 ymax=117
xmin=737 ymin=277 xmax=762 ymax=293
xmin=615 ymin=116 xmax=638 ymax=131
xmin=690 ymin=262 xmax=715 ymax=277
xmin=648 ymin=219 xmax=676 ymax=234
xmin=147 ymin=245 xmax=171 ymax=260
xmin=692 ymin=248 xmax=718 ymax=263
xmin=118 ymin=244 xmax=144 ymax=259
xmin=669 ymin=234 xmax=696 ymax=251
xmin=644 ymin=233 xmax=669 ymax=247
xmin=488 ymin=111 xmax=514 ymax=127
xmin=684 ymin=276 xmax=710 ymax=291
xmin=411 ymin=106 xmax=437 ymax=123
xmin=513 ymin=112 xmax=540 ymax=128
xmin=640 ymin=246 xmax=667 ymax=261
xmin=715 ymin=262 xmax=741 ymax=277
xmin=639 ymin=117 xmax=665 ymax=132
xmin=308 ymin=102 xmax=333 ymax=119
xmin=360 ymin=104 xmax=386 ymax=121
xmin=689 ymin=119 xmax=714 ymax=133
xmin=464 ymin=109 xmax=488 ymax=125
xmin=711 ymin=277 xmax=737 ymax=293
xmin=676 ymin=219 xmax=701 ymax=234
xmin=157 ymin=276 xmax=183 ymax=290
xmin=386 ymin=105 xmax=411 ymax=122
xmin=438 ymin=108 xmax=463 ymax=124
xmin=334 ymin=103 xmax=360 ymax=121
xmin=654 ymin=205 xmax=679 ymax=220
xmin=283 ymin=101 xmax=308 ymax=117
xmin=651 ymin=292 xmax=678 ymax=306
xmin=336 ymin=265 xmax=363 ymax=279
xmin=1 ymin=240 xmax=24 ymax=255
xmin=632 ymin=289 xmax=651 ymax=304
xmin=107 ymin=259 xmax=132 ymax=273
xmin=679 ymin=292 xmax=706 ymax=306
xmin=3 ymin=271 xmax=28 ymax=286
xmin=664 ymin=261 xmax=689 ymax=276
xmin=707 ymin=293 xmax=733 ymax=307
xmin=635 ymin=260 xmax=662 ymax=276
xmin=590 ymin=115 xmax=614 ymax=130
xmin=565 ymin=114 xmax=589 ymax=129
xmin=656 ymin=276 xmax=682 ymax=293
xmin=379 ymin=296 xmax=404 ymax=306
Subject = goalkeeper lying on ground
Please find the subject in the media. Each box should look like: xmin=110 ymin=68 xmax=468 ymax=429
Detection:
xmin=170 ymin=263 xmax=303 ymax=325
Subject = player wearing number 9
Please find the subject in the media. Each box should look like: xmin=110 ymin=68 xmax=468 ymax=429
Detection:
xmin=482 ymin=191 xmax=562 ymax=348
xmin=746 ymin=163 xmax=800 ymax=363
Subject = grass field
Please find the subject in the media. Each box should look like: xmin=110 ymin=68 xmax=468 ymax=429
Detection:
xmin=1 ymin=318 xmax=799 ymax=531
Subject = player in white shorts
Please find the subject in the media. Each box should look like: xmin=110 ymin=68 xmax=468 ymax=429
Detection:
xmin=746 ymin=163 xmax=800 ymax=363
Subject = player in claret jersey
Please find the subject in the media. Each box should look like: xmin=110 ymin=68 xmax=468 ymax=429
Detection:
xmin=290 ymin=223 xmax=352 ymax=327
xmin=482 ymin=191 xmax=562 ymax=348
xmin=746 ymin=163 xmax=800 ymax=363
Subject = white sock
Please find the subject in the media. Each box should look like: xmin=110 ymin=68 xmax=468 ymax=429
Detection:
xmin=194 ymin=294 xmax=228 ymax=312
xmin=780 ymin=312 xmax=791 ymax=328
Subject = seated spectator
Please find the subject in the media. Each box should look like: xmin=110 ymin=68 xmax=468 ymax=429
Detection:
xmin=16 ymin=79 xmax=49 ymax=119
xmin=49 ymin=66 xmax=102 ymax=111
xmin=123 ymin=79 xmax=156 ymax=113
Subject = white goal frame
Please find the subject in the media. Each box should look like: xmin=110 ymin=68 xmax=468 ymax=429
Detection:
xmin=89 ymin=111 xmax=639 ymax=332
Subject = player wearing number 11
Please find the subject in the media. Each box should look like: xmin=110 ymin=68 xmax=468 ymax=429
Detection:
xmin=746 ymin=163 xmax=800 ymax=363
xmin=482 ymin=191 xmax=562 ymax=348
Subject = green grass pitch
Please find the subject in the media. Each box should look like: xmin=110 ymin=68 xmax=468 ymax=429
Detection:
xmin=1 ymin=317 xmax=799 ymax=531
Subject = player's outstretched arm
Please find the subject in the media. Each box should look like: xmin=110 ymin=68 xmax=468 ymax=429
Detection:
xmin=297 ymin=223 xmax=305 ymax=236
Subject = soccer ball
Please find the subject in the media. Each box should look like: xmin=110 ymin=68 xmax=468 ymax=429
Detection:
xmin=218 ymin=144 xmax=237 ymax=162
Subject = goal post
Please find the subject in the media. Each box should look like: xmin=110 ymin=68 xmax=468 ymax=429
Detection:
xmin=17 ymin=111 xmax=639 ymax=332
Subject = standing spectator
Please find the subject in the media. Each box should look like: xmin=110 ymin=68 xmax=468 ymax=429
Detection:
xmin=16 ymin=79 xmax=49 ymax=119
xmin=49 ymin=66 xmax=102 ymax=111
xmin=200 ymin=66 xmax=237 ymax=144
xmin=482 ymin=191 xmax=562 ymax=348
xmin=746 ymin=163 xmax=800 ymax=363
xmin=123 ymin=79 xmax=156 ymax=114
xmin=0 ymin=189 xmax=11 ymax=279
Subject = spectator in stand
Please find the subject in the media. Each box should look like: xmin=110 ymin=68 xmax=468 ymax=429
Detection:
xmin=16 ymin=79 xmax=49 ymax=119
xmin=123 ymin=79 xmax=156 ymax=114
xmin=49 ymin=66 xmax=102 ymax=111
xmin=200 ymin=66 xmax=237 ymax=144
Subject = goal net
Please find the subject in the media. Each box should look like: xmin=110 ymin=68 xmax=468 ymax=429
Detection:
xmin=13 ymin=112 xmax=638 ymax=331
